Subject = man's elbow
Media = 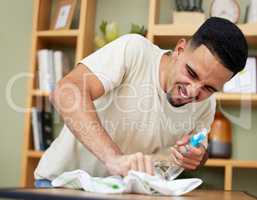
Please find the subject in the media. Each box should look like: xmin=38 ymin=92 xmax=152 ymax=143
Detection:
xmin=48 ymin=79 xmax=62 ymax=106
xmin=48 ymin=78 xmax=71 ymax=111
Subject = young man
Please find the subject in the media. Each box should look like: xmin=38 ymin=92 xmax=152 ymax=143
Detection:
xmin=34 ymin=17 xmax=248 ymax=184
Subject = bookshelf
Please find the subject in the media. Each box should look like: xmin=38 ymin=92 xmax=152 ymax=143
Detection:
xmin=147 ymin=0 xmax=257 ymax=191
xmin=21 ymin=0 xmax=96 ymax=187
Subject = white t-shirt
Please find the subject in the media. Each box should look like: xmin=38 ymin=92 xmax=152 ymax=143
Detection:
xmin=34 ymin=34 xmax=216 ymax=180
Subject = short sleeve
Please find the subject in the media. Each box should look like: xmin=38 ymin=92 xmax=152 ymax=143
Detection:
xmin=78 ymin=34 xmax=147 ymax=94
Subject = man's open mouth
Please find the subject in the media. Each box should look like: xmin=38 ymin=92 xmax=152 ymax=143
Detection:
xmin=178 ymin=85 xmax=188 ymax=98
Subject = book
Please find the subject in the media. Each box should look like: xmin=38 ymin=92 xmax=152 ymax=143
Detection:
xmin=37 ymin=49 xmax=56 ymax=92
xmin=223 ymin=57 xmax=257 ymax=93
xmin=31 ymin=96 xmax=44 ymax=151
xmin=41 ymin=97 xmax=54 ymax=150
xmin=31 ymin=96 xmax=54 ymax=151
xmin=54 ymin=51 xmax=63 ymax=83
xmin=31 ymin=107 xmax=42 ymax=151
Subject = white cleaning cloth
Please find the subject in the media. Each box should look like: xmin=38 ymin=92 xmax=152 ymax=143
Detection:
xmin=51 ymin=169 xmax=202 ymax=196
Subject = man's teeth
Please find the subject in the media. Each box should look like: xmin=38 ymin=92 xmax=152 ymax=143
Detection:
xmin=180 ymin=87 xmax=187 ymax=98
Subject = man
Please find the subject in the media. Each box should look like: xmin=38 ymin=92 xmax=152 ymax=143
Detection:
xmin=34 ymin=17 xmax=247 ymax=185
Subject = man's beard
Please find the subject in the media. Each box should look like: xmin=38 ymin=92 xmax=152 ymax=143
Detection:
xmin=166 ymin=90 xmax=196 ymax=107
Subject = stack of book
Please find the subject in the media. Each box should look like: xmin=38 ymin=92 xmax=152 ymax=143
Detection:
xmin=31 ymin=97 xmax=54 ymax=151
xmin=37 ymin=49 xmax=70 ymax=92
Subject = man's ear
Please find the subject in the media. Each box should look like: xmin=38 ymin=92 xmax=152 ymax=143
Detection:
xmin=172 ymin=38 xmax=188 ymax=60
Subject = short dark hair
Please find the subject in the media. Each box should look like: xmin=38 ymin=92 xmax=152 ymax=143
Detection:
xmin=189 ymin=17 xmax=248 ymax=75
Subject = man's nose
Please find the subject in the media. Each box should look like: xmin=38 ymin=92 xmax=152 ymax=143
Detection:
xmin=186 ymin=83 xmax=202 ymax=98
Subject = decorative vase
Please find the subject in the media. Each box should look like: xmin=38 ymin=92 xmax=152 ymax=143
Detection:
xmin=208 ymin=112 xmax=232 ymax=158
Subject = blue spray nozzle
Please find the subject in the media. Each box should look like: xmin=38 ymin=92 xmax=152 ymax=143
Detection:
xmin=189 ymin=128 xmax=208 ymax=147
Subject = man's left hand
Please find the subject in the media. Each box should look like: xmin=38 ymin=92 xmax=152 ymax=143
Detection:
xmin=170 ymin=134 xmax=207 ymax=170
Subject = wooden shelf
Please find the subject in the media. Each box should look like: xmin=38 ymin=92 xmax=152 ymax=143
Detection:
xmin=151 ymin=23 xmax=257 ymax=47
xmin=37 ymin=30 xmax=79 ymax=37
xmin=214 ymin=92 xmax=257 ymax=106
xmin=205 ymin=159 xmax=257 ymax=168
xmin=231 ymin=160 xmax=257 ymax=168
xmin=37 ymin=30 xmax=78 ymax=47
xmin=152 ymin=23 xmax=257 ymax=37
xmin=239 ymin=23 xmax=257 ymax=46
xmin=31 ymin=89 xmax=50 ymax=97
xmin=205 ymin=158 xmax=231 ymax=167
xmin=27 ymin=150 xmax=44 ymax=158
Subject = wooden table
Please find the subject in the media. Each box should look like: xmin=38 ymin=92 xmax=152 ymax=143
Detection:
xmin=0 ymin=188 xmax=256 ymax=200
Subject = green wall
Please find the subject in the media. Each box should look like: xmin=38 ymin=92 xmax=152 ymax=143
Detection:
xmin=0 ymin=0 xmax=33 ymax=186
xmin=0 ymin=0 xmax=256 ymax=195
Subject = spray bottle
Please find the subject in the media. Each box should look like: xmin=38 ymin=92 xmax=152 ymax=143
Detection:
xmin=158 ymin=128 xmax=209 ymax=180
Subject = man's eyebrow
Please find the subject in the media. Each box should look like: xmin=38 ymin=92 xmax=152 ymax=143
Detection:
xmin=186 ymin=64 xmax=199 ymax=80
xmin=205 ymin=85 xmax=218 ymax=92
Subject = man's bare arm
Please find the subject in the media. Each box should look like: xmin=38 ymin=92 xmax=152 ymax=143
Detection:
xmin=49 ymin=63 xmax=122 ymax=163
xmin=49 ymin=63 xmax=155 ymax=176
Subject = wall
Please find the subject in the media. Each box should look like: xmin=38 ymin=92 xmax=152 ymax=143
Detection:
xmin=0 ymin=0 xmax=256 ymax=195
xmin=0 ymin=0 xmax=33 ymax=186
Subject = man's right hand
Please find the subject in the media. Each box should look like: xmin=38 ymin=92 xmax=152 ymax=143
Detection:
xmin=104 ymin=152 xmax=154 ymax=176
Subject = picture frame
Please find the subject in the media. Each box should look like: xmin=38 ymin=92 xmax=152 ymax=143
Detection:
xmin=50 ymin=0 xmax=77 ymax=30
